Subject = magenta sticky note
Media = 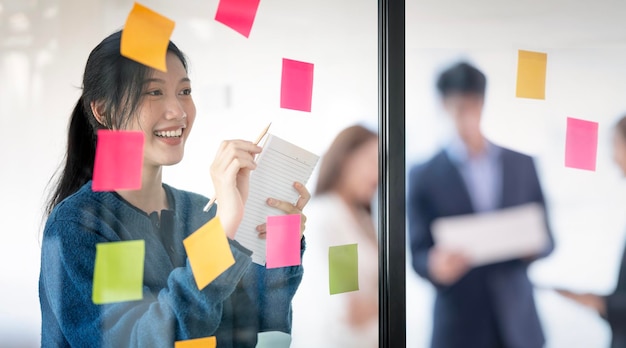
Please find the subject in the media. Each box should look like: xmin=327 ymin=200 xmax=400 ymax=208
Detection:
xmin=214 ymin=0 xmax=260 ymax=38
xmin=92 ymin=130 xmax=144 ymax=191
xmin=565 ymin=117 xmax=598 ymax=171
xmin=280 ymin=58 xmax=314 ymax=112
xmin=266 ymin=214 xmax=301 ymax=269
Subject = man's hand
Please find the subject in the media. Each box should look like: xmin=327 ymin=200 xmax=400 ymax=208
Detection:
xmin=428 ymin=247 xmax=471 ymax=286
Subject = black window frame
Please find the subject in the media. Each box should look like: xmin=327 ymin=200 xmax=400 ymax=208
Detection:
xmin=378 ymin=0 xmax=406 ymax=347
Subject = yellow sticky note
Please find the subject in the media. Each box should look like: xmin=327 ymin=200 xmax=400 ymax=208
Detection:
xmin=120 ymin=2 xmax=175 ymax=72
xmin=175 ymin=336 xmax=217 ymax=348
xmin=515 ymin=50 xmax=547 ymax=99
xmin=183 ymin=217 xmax=235 ymax=290
xmin=92 ymin=240 xmax=145 ymax=304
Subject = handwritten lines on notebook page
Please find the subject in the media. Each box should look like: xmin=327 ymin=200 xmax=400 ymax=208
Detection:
xmin=235 ymin=135 xmax=319 ymax=265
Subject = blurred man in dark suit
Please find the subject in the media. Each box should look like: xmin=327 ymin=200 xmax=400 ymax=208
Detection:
xmin=408 ymin=62 xmax=554 ymax=348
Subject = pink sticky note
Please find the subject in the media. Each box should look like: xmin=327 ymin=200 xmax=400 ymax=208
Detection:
xmin=565 ymin=117 xmax=598 ymax=171
xmin=214 ymin=0 xmax=260 ymax=38
xmin=280 ymin=58 xmax=314 ymax=112
xmin=92 ymin=130 xmax=144 ymax=191
xmin=266 ymin=214 xmax=301 ymax=269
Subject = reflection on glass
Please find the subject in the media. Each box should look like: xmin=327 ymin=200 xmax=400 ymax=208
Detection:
xmin=406 ymin=2 xmax=626 ymax=347
xmin=292 ymin=125 xmax=379 ymax=348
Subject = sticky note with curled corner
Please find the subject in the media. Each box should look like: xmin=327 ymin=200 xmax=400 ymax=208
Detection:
xmin=565 ymin=117 xmax=598 ymax=171
xmin=121 ymin=2 xmax=175 ymax=72
xmin=266 ymin=214 xmax=301 ymax=269
xmin=183 ymin=217 xmax=235 ymax=290
xmin=214 ymin=0 xmax=261 ymax=38
xmin=328 ymin=243 xmax=359 ymax=295
xmin=92 ymin=240 xmax=145 ymax=304
xmin=92 ymin=130 xmax=144 ymax=192
xmin=516 ymin=50 xmax=548 ymax=100
xmin=175 ymin=336 xmax=217 ymax=348
xmin=280 ymin=58 xmax=314 ymax=112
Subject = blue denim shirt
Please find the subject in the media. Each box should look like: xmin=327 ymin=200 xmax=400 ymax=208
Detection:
xmin=39 ymin=181 xmax=304 ymax=347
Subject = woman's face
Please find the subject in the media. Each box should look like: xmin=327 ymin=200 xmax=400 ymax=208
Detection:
xmin=341 ymin=138 xmax=379 ymax=206
xmin=612 ymin=129 xmax=626 ymax=176
xmin=126 ymin=52 xmax=196 ymax=168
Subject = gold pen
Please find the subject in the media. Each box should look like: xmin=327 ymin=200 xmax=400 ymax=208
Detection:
xmin=202 ymin=122 xmax=272 ymax=212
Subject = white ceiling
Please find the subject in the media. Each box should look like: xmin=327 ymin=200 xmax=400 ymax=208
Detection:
xmin=406 ymin=0 xmax=626 ymax=49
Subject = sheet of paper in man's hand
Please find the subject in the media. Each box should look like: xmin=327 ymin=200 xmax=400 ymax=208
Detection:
xmin=432 ymin=203 xmax=549 ymax=266
xmin=235 ymin=134 xmax=319 ymax=265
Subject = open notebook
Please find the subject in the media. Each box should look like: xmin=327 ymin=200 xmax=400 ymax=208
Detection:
xmin=235 ymin=134 xmax=319 ymax=265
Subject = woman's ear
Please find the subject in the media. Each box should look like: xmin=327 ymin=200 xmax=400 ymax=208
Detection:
xmin=90 ymin=101 xmax=107 ymax=127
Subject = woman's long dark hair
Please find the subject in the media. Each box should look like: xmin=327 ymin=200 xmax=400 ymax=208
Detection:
xmin=315 ymin=125 xmax=378 ymax=213
xmin=45 ymin=30 xmax=187 ymax=215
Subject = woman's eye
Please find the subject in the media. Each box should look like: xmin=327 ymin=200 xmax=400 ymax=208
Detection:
xmin=180 ymin=88 xmax=192 ymax=96
xmin=146 ymin=90 xmax=162 ymax=96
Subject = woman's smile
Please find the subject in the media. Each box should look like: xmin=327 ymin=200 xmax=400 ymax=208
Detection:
xmin=153 ymin=125 xmax=185 ymax=146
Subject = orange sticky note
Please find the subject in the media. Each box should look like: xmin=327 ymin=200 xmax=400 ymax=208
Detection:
xmin=175 ymin=336 xmax=217 ymax=348
xmin=183 ymin=217 xmax=235 ymax=290
xmin=516 ymin=50 xmax=547 ymax=100
xmin=121 ymin=2 xmax=175 ymax=72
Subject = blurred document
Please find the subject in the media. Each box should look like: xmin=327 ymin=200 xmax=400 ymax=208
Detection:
xmin=235 ymin=134 xmax=319 ymax=265
xmin=432 ymin=203 xmax=549 ymax=266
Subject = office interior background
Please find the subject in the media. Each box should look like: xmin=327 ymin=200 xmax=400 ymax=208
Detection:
xmin=1 ymin=0 xmax=626 ymax=346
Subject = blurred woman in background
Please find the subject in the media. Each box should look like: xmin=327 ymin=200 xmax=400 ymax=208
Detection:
xmin=291 ymin=125 xmax=378 ymax=348
xmin=558 ymin=115 xmax=626 ymax=348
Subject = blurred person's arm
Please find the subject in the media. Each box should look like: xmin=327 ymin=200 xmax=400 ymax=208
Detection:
xmin=525 ymin=158 xmax=555 ymax=262
xmin=557 ymin=283 xmax=626 ymax=330
xmin=408 ymin=166 xmax=469 ymax=287
xmin=556 ymin=289 xmax=607 ymax=316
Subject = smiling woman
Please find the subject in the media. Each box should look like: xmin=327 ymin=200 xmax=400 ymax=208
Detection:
xmin=39 ymin=30 xmax=310 ymax=347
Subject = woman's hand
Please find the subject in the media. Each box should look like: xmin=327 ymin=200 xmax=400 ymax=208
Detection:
xmin=255 ymin=182 xmax=311 ymax=239
xmin=211 ymin=140 xmax=262 ymax=239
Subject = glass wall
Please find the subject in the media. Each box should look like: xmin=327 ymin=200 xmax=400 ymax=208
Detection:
xmin=0 ymin=0 xmax=378 ymax=346
xmin=406 ymin=1 xmax=626 ymax=347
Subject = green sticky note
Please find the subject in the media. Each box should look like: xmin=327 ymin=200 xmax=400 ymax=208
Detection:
xmin=328 ymin=244 xmax=359 ymax=295
xmin=92 ymin=240 xmax=145 ymax=304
